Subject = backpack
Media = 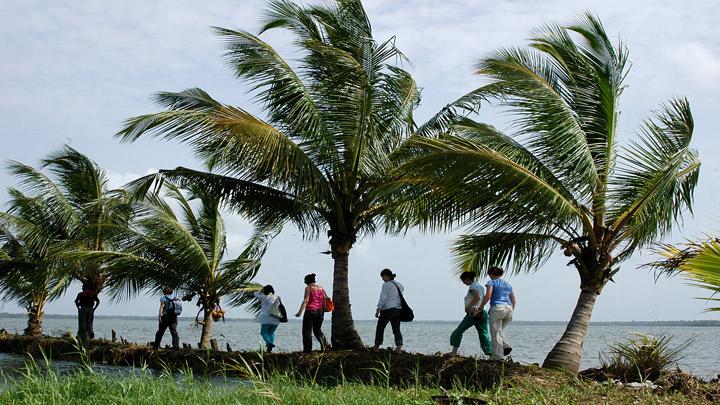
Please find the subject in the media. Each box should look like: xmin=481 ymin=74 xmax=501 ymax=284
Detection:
xmin=164 ymin=297 xmax=182 ymax=317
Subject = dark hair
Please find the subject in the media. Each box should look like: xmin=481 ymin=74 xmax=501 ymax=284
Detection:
xmin=304 ymin=273 xmax=316 ymax=284
xmin=380 ymin=268 xmax=396 ymax=279
xmin=262 ymin=285 xmax=275 ymax=295
xmin=488 ymin=266 xmax=504 ymax=277
xmin=162 ymin=286 xmax=174 ymax=295
xmin=460 ymin=271 xmax=477 ymax=281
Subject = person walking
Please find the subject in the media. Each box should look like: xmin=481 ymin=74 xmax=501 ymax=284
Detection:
xmin=370 ymin=269 xmax=404 ymax=353
xmin=152 ymin=287 xmax=180 ymax=349
xmin=480 ymin=267 xmax=516 ymax=360
xmin=254 ymin=285 xmax=281 ymax=352
xmin=295 ymin=273 xmax=330 ymax=353
xmin=74 ymin=284 xmax=99 ymax=344
xmin=449 ymin=271 xmax=492 ymax=356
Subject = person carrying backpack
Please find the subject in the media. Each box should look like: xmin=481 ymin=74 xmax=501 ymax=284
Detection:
xmin=152 ymin=286 xmax=180 ymax=349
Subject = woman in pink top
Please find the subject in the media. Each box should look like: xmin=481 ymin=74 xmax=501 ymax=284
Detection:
xmin=295 ymin=273 xmax=330 ymax=353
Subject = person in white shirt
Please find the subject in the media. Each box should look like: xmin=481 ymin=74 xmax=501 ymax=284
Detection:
xmin=449 ymin=271 xmax=492 ymax=356
xmin=253 ymin=285 xmax=281 ymax=352
xmin=370 ymin=268 xmax=404 ymax=352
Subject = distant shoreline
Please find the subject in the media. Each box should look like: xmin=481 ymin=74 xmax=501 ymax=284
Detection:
xmin=0 ymin=313 xmax=717 ymax=326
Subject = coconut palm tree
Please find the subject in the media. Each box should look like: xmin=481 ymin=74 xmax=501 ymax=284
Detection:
xmin=392 ymin=14 xmax=700 ymax=372
xmin=84 ymin=183 xmax=276 ymax=348
xmin=0 ymin=190 xmax=72 ymax=336
xmin=6 ymin=146 xmax=132 ymax=332
xmin=650 ymin=239 xmax=720 ymax=312
xmin=116 ymin=0 xmax=419 ymax=349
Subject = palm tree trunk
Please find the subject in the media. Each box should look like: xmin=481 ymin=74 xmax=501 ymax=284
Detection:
xmin=199 ymin=308 xmax=213 ymax=349
xmin=23 ymin=302 xmax=44 ymax=337
xmin=542 ymin=288 xmax=598 ymax=372
xmin=330 ymin=243 xmax=364 ymax=350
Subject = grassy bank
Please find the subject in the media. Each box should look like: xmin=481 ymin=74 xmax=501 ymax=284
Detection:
xmin=1 ymin=366 xmax=715 ymax=405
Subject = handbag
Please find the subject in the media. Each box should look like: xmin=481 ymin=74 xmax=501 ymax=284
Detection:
xmin=323 ymin=290 xmax=334 ymax=312
xmin=392 ymin=281 xmax=414 ymax=322
xmin=270 ymin=297 xmax=288 ymax=323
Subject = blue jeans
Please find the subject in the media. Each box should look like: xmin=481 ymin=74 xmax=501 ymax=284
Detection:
xmin=260 ymin=324 xmax=278 ymax=346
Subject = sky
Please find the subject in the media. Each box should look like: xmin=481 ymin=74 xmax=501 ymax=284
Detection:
xmin=0 ymin=0 xmax=719 ymax=322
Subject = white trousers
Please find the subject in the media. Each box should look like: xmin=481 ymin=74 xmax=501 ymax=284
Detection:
xmin=489 ymin=305 xmax=513 ymax=360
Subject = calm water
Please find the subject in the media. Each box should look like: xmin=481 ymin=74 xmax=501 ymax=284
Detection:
xmin=1 ymin=316 xmax=718 ymax=380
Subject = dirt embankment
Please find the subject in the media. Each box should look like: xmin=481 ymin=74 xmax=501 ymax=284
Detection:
xmin=0 ymin=333 xmax=529 ymax=389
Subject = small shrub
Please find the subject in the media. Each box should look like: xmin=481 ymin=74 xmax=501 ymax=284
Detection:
xmin=600 ymin=333 xmax=692 ymax=382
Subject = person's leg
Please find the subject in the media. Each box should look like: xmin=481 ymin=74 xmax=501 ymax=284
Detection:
xmin=472 ymin=310 xmax=493 ymax=356
xmin=450 ymin=315 xmax=475 ymax=353
xmin=311 ymin=311 xmax=328 ymax=350
xmin=267 ymin=324 xmax=278 ymax=345
xmin=153 ymin=319 xmax=168 ymax=348
xmin=302 ymin=311 xmax=313 ymax=352
xmin=388 ymin=309 xmax=403 ymax=350
xmin=373 ymin=310 xmax=391 ymax=348
xmin=77 ymin=308 xmax=87 ymax=343
xmin=87 ymin=308 xmax=95 ymax=340
xmin=260 ymin=324 xmax=272 ymax=346
xmin=489 ymin=306 xmax=505 ymax=360
xmin=169 ymin=317 xmax=179 ymax=349
xmin=501 ymin=306 xmax=513 ymax=354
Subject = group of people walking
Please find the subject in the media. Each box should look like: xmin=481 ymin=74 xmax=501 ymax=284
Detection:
xmin=147 ymin=267 xmax=516 ymax=360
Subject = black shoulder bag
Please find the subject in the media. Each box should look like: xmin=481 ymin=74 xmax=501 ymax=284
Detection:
xmin=392 ymin=281 xmax=414 ymax=322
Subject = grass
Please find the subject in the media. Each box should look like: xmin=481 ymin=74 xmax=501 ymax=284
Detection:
xmin=0 ymin=363 xmax=712 ymax=404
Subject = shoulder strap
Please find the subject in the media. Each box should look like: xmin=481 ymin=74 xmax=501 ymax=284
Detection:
xmin=391 ymin=281 xmax=404 ymax=299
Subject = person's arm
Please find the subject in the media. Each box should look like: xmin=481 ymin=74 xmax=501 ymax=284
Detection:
xmin=376 ymin=283 xmax=389 ymax=317
xmin=480 ymin=285 xmax=492 ymax=310
xmin=295 ymin=286 xmax=310 ymax=317
xmin=466 ymin=289 xmax=481 ymax=313
xmin=74 ymin=294 xmax=81 ymax=309
xmin=158 ymin=300 xmax=164 ymax=321
xmin=93 ymin=295 xmax=100 ymax=310
xmin=510 ymin=291 xmax=516 ymax=310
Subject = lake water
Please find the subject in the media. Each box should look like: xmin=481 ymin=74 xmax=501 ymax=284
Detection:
xmin=1 ymin=316 xmax=718 ymax=380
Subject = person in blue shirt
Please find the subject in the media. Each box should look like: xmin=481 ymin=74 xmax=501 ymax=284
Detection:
xmin=479 ymin=267 xmax=516 ymax=360
xmin=449 ymin=271 xmax=492 ymax=356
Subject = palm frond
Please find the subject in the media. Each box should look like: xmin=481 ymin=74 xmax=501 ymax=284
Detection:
xmin=453 ymin=232 xmax=566 ymax=276
xmin=609 ymin=98 xmax=699 ymax=247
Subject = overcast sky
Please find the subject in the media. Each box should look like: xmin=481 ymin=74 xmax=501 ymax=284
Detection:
xmin=1 ymin=0 xmax=719 ymax=322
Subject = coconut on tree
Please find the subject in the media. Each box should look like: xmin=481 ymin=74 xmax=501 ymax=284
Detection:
xmin=2 ymin=146 xmax=132 ymax=336
xmin=83 ymin=183 xmax=276 ymax=348
xmin=0 ymin=190 xmax=72 ymax=336
xmin=391 ymin=14 xmax=700 ymax=372
xmin=116 ymin=0 xmax=420 ymax=349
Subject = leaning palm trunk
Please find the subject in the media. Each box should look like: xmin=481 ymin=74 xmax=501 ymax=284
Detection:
xmin=199 ymin=309 xmax=213 ymax=349
xmin=330 ymin=243 xmax=363 ymax=350
xmin=542 ymin=287 xmax=599 ymax=371
xmin=24 ymin=302 xmax=44 ymax=337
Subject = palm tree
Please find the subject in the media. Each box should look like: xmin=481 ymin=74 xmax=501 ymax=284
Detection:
xmin=650 ymin=239 xmax=720 ymax=312
xmin=84 ymin=184 xmax=276 ymax=348
xmin=392 ymin=14 xmax=700 ymax=372
xmin=0 ymin=190 xmax=72 ymax=336
xmin=6 ymin=146 xmax=132 ymax=332
xmin=116 ymin=0 xmax=419 ymax=349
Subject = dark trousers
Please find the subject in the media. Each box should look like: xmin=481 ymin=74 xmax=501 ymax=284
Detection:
xmin=374 ymin=308 xmax=403 ymax=347
xmin=77 ymin=307 xmax=95 ymax=343
xmin=153 ymin=315 xmax=179 ymax=349
xmin=302 ymin=310 xmax=328 ymax=352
